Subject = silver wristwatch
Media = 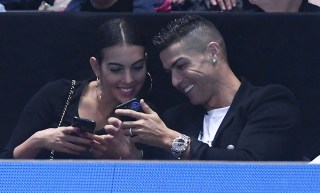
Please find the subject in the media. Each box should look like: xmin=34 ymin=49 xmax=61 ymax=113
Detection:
xmin=171 ymin=134 xmax=190 ymax=159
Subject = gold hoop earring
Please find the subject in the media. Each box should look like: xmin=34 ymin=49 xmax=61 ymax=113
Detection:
xmin=96 ymin=77 xmax=102 ymax=101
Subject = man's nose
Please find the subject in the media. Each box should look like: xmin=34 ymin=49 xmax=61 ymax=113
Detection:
xmin=171 ymin=71 xmax=182 ymax=88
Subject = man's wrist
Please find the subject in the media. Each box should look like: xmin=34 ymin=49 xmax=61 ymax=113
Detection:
xmin=171 ymin=134 xmax=190 ymax=159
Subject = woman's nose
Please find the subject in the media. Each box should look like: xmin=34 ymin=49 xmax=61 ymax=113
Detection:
xmin=124 ymin=71 xmax=134 ymax=83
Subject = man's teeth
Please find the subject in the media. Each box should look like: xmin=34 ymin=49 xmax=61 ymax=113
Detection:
xmin=184 ymin=85 xmax=194 ymax=93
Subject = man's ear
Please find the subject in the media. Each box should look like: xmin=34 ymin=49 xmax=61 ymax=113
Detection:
xmin=90 ymin=57 xmax=100 ymax=78
xmin=207 ymin=42 xmax=219 ymax=57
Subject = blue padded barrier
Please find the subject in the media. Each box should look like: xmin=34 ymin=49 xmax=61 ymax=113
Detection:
xmin=0 ymin=161 xmax=319 ymax=192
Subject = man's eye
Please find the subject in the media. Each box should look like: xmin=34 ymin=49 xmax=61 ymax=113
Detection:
xmin=177 ymin=63 xmax=186 ymax=70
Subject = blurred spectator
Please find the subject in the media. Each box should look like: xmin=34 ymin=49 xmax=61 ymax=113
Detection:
xmin=65 ymin=0 xmax=133 ymax=12
xmin=153 ymin=0 xmax=171 ymax=12
xmin=65 ymin=0 xmax=156 ymax=12
xmin=246 ymin=0 xmax=320 ymax=12
xmin=170 ymin=0 xmax=319 ymax=12
xmin=2 ymin=0 xmax=319 ymax=12
xmin=1 ymin=0 xmax=157 ymax=12
xmin=134 ymin=0 xmax=156 ymax=12
xmin=1 ymin=0 xmax=54 ymax=10
xmin=39 ymin=0 xmax=71 ymax=11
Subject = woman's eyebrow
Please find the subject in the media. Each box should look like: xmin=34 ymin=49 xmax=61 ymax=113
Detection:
xmin=106 ymin=58 xmax=145 ymax=66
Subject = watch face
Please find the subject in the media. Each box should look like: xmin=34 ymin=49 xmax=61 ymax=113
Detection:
xmin=172 ymin=139 xmax=186 ymax=152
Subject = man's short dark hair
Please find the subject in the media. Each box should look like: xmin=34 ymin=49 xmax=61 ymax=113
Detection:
xmin=153 ymin=15 xmax=227 ymax=58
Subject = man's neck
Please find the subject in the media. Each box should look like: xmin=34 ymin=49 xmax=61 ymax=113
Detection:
xmin=204 ymin=73 xmax=241 ymax=110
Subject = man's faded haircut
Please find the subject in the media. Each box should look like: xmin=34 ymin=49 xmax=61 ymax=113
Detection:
xmin=153 ymin=15 xmax=226 ymax=57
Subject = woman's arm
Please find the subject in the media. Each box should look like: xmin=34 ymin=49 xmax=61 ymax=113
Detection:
xmin=3 ymin=80 xmax=91 ymax=159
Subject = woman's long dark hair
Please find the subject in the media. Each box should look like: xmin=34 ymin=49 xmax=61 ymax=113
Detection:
xmin=93 ymin=18 xmax=151 ymax=98
xmin=93 ymin=18 xmax=145 ymax=63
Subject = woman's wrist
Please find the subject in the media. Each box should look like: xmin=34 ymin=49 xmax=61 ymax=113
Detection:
xmin=13 ymin=132 xmax=44 ymax=159
xmin=31 ymin=130 xmax=46 ymax=149
xmin=121 ymin=149 xmax=143 ymax=160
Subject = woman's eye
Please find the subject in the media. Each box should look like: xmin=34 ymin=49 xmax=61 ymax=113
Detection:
xmin=110 ymin=68 xmax=122 ymax=73
xmin=133 ymin=65 xmax=144 ymax=71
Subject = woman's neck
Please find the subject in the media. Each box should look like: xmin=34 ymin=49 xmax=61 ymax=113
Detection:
xmin=79 ymin=80 xmax=118 ymax=129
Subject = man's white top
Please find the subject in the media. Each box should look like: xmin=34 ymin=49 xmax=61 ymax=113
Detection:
xmin=310 ymin=155 xmax=320 ymax=164
xmin=198 ymin=106 xmax=230 ymax=147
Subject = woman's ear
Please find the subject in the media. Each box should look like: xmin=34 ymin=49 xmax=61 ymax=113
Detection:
xmin=90 ymin=57 xmax=100 ymax=78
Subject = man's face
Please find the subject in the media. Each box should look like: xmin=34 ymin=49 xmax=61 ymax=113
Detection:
xmin=159 ymin=41 xmax=219 ymax=106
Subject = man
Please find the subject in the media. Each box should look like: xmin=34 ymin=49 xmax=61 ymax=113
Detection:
xmin=114 ymin=15 xmax=301 ymax=161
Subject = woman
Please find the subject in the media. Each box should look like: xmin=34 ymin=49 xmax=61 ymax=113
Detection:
xmin=1 ymin=18 xmax=148 ymax=159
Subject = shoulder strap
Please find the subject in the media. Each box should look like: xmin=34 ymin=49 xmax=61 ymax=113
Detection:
xmin=50 ymin=80 xmax=76 ymax=160
xmin=57 ymin=80 xmax=76 ymax=127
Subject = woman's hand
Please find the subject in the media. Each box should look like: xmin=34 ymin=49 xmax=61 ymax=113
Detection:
xmin=115 ymin=99 xmax=181 ymax=151
xmin=14 ymin=126 xmax=92 ymax=159
xmin=85 ymin=118 xmax=141 ymax=159
xmin=36 ymin=126 xmax=92 ymax=154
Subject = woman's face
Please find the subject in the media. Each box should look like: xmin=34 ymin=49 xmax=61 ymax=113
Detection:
xmin=95 ymin=44 xmax=146 ymax=103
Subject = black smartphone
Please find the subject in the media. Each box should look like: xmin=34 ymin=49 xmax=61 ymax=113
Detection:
xmin=72 ymin=116 xmax=96 ymax=133
xmin=114 ymin=98 xmax=142 ymax=122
